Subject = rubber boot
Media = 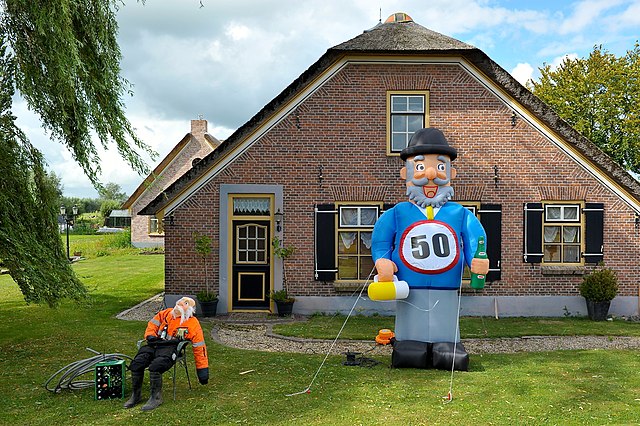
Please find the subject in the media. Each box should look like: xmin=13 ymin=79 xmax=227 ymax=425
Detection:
xmin=140 ymin=371 xmax=163 ymax=411
xmin=123 ymin=370 xmax=144 ymax=409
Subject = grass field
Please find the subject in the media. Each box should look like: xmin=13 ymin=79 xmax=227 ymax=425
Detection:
xmin=1 ymin=235 xmax=640 ymax=425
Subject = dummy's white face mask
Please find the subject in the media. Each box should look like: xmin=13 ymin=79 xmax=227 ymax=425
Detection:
xmin=173 ymin=299 xmax=195 ymax=324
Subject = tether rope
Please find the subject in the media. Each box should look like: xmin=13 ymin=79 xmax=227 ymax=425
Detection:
xmin=285 ymin=249 xmax=393 ymax=397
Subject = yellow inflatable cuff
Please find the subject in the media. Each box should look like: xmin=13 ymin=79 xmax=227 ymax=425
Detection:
xmin=368 ymin=281 xmax=397 ymax=301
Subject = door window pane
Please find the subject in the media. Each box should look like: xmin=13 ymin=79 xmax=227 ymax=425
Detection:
xmin=236 ymin=224 xmax=268 ymax=264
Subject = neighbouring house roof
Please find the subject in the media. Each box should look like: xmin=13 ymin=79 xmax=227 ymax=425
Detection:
xmin=123 ymin=124 xmax=220 ymax=210
xmin=139 ymin=14 xmax=640 ymax=216
xmin=109 ymin=209 xmax=131 ymax=218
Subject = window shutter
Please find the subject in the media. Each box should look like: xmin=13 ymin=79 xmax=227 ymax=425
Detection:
xmin=523 ymin=203 xmax=543 ymax=263
xmin=583 ymin=203 xmax=604 ymax=264
xmin=479 ymin=204 xmax=501 ymax=282
xmin=314 ymin=204 xmax=337 ymax=281
xmin=382 ymin=203 xmax=395 ymax=214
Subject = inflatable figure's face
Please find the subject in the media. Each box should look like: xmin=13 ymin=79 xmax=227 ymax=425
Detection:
xmin=401 ymin=153 xmax=457 ymax=208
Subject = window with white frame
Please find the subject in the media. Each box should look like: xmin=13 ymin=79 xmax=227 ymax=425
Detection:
xmin=543 ymin=204 xmax=581 ymax=264
xmin=149 ymin=217 xmax=163 ymax=235
xmin=388 ymin=92 xmax=428 ymax=154
xmin=337 ymin=205 xmax=379 ymax=280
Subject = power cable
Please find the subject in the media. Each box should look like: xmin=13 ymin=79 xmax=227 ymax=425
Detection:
xmin=44 ymin=347 xmax=132 ymax=393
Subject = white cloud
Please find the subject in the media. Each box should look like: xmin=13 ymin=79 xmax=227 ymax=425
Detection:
xmin=511 ymin=63 xmax=535 ymax=86
xmin=617 ymin=1 xmax=640 ymax=27
xmin=225 ymin=22 xmax=252 ymax=41
xmin=558 ymin=0 xmax=625 ymax=35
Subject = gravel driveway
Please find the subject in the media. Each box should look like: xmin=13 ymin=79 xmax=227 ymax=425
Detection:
xmin=117 ymin=293 xmax=640 ymax=355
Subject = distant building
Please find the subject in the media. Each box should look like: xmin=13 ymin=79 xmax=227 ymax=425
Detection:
xmin=105 ymin=209 xmax=131 ymax=229
xmin=123 ymin=119 xmax=220 ymax=248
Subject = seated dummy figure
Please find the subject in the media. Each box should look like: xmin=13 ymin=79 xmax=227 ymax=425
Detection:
xmin=124 ymin=296 xmax=209 ymax=411
xmin=370 ymin=128 xmax=489 ymax=370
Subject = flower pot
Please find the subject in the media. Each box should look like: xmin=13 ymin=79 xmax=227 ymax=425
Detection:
xmin=199 ymin=300 xmax=218 ymax=317
xmin=585 ymin=299 xmax=611 ymax=321
xmin=275 ymin=300 xmax=294 ymax=317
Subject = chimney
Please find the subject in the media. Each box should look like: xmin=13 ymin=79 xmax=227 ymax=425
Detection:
xmin=191 ymin=119 xmax=207 ymax=138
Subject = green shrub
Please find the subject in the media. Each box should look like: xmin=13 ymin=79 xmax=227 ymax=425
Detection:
xmin=197 ymin=290 xmax=218 ymax=302
xmin=269 ymin=289 xmax=295 ymax=303
xmin=105 ymin=229 xmax=131 ymax=249
xmin=579 ymin=266 xmax=619 ymax=302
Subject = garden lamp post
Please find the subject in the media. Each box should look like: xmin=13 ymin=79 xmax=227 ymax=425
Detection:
xmin=60 ymin=204 xmax=78 ymax=261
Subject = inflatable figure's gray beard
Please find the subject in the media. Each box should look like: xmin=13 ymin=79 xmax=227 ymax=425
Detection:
xmin=406 ymin=185 xmax=454 ymax=208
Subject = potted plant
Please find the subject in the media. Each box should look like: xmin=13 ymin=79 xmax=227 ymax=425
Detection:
xmin=271 ymin=236 xmax=296 ymax=316
xmin=579 ymin=265 xmax=618 ymax=321
xmin=193 ymin=232 xmax=217 ymax=317
xmin=269 ymin=289 xmax=295 ymax=317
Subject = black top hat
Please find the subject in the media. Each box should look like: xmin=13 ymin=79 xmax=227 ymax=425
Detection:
xmin=400 ymin=128 xmax=458 ymax=161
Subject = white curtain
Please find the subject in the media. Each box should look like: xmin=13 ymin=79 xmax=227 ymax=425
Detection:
xmin=340 ymin=232 xmax=356 ymax=250
xmin=544 ymin=226 xmax=559 ymax=243
xmin=563 ymin=226 xmax=578 ymax=243
xmin=360 ymin=232 xmax=372 ymax=250
xmin=234 ymin=198 xmax=270 ymax=215
xmin=360 ymin=209 xmax=377 ymax=226
xmin=340 ymin=208 xmax=358 ymax=226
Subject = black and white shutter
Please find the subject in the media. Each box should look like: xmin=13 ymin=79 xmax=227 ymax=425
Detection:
xmin=479 ymin=204 xmax=502 ymax=281
xmin=523 ymin=203 xmax=544 ymax=263
xmin=314 ymin=204 xmax=337 ymax=281
xmin=583 ymin=203 xmax=604 ymax=264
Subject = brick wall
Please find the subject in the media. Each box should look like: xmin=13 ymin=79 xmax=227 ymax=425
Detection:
xmin=164 ymin=63 xmax=640 ymax=298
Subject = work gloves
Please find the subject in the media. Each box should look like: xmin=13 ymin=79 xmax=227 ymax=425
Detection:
xmin=197 ymin=367 xmax=209 ymax=385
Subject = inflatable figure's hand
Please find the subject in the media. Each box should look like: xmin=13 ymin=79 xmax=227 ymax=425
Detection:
xmin=368 ymin=275 xmax=409 ymax=301
xmin=374 ymin=258 xmax=398 ymax=282
xmin=470 ymin=258 xmax=490 ymax=275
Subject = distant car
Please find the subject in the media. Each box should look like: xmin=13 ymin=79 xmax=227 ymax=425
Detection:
xmin=96 ymin=226 xmax=126 ymax=233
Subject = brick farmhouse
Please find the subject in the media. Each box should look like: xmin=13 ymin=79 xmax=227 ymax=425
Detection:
xmin=140 ymin=13 xmax=640 ymax=317
xmin=124 ymin=119 xmax=219 ymax=248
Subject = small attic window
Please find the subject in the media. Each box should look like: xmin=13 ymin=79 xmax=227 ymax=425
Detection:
xmin=385 ymin=12 xmax=413 ymax=23
xmin=192 ymin=158 xmax=202 ymax=167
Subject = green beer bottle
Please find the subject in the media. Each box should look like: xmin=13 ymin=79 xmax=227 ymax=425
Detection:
xmin=470 ymin=237 xmax=487 ymax=289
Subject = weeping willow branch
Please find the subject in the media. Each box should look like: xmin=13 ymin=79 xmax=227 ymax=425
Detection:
xmin=0 ymin=0 xmax=156 ymax=306
xmin=0 ymin=40 xmax=86 ymax=306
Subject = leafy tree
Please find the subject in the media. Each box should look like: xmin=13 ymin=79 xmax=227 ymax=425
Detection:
xmin=61 ymin=197 xmax=102 ymax=215
xmin=46 ymin=171 xmax=64 ymax=202
xmin=0 ymin=1 xmax=156 ymax=306
xmin=100 ymin=199 xmax=123 ymax=220
xmin=528 ymin=43 xmax=640 ymax=174
xmin=98 ymin=182 xmax=128 ymax=203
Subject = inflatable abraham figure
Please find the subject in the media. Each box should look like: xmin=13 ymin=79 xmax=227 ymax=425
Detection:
xmin=370 ymin=127 xmax=489 ymax=370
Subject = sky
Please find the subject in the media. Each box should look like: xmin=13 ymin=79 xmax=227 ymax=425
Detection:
xmin=13 ymin=0 xmax=640 ymax=199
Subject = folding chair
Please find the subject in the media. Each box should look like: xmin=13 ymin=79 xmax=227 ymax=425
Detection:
xmin=172 ymin=340 xmax=192 ymax=400
xmin=135 ymin=339 xmax=192 ymax=400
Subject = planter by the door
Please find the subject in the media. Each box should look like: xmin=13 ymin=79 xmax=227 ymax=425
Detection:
xmin=585 ymin=299 xmax=611 ymax=321
xmin=275 ymin=300 xmax=294 ymax=317
xmin=199 ymin=300 xmax=218 ymax=317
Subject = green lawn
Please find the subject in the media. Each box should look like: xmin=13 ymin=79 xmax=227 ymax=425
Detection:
xmin=1 ymin=239 xmax=640 ymax=425
xmin=274 ymin=313 xmax=640 ymax=340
